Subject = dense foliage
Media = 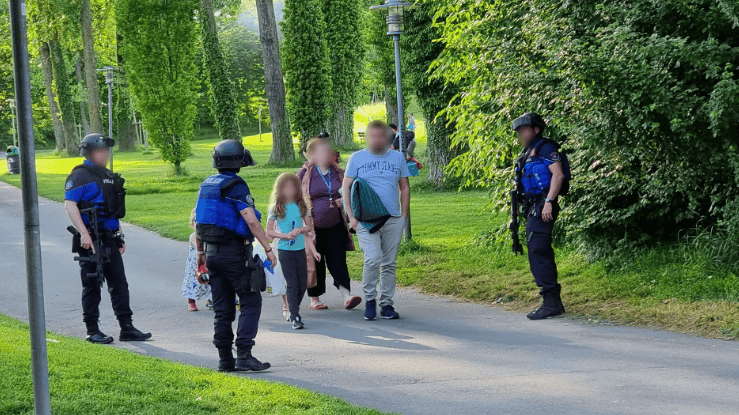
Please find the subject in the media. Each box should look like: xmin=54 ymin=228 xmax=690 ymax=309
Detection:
xmin=323 ymin=0 xmax=365 ymax=145
xmin=118 ymin=0 xmax=200 ymax=172
xmin=402 ymin=2 xmax=458 ymax=187
xmin=431 ymin=0 xmax=739 ymax=256
xmin=282 ymin=0 xmax=333 ymax=150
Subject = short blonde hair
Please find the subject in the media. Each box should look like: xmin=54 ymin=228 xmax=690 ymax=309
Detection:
xmin=365 ymin=120 xmax=389 ymax=138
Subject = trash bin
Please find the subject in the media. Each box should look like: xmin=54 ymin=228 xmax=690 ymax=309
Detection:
xmin=5 ymin=146 xmax=20 ymax=174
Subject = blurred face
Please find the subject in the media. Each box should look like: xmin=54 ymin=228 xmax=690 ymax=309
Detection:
xmin=516 ymin=126 xmax=539 ymax=147
xmin=311 ymin=142 xmax=334 ymax=167
xmin=280 ymin=179 xmax=298 ymax=202
xmin=89 ymin=148 xmax=109 ymax=167
xmin=367 ymin=126 xmax=389 ymax=153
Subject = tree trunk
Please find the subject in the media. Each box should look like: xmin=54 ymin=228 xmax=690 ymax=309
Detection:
xmin=81 ymin=0 xmax=104 ymax=133
xmin=256 ymin=0 xmax=294 ymax=163
xmin=115 ymin=32 xmax=137 ymax=151
xmin=39 ymin=42 xmax=65 ymax=152
xmin=50 ymin=37 xmax=80 ymax=154
xmin=384 ymin=85 xmax=398 ymax=126
xmin=425 ymin=117 xmax=452 ymax=187
xmin=200 ymin=0 xmax=241 ymax=141
xmin=74 ymin=54 xmax=91 ymax=135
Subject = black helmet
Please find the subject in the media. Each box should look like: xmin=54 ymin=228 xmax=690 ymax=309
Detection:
xmin=79 ymin=133 xmax=115 ymax=158
xmin=318 ymin=132 xmax=330 ymax=139
xmin=512 ymin=112 xmax=546 ymax=131
xmin=212 ymin=139 xmax=255 ymax=169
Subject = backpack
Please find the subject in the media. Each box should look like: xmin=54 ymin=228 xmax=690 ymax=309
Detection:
xmin=532 ymin=138 xmax=572 ymax=196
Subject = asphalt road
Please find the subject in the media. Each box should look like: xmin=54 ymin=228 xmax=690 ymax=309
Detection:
xmin=1 ymin=181 xmax=737 ymax=415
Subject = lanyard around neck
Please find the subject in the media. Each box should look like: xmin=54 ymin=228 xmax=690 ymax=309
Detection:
xmin=317 ymin=166 xmax=331 ymax=194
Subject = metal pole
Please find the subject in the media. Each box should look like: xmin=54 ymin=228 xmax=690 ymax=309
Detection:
xmin=9 ymin=1 xmax=52 ymax=414
xmin=258 ymin=105 xmax=263 ymax=142
xmin=392 ymin=34 xmax=411 ymax=240
xmin=108 ymin=79 xmax=113 ymax=171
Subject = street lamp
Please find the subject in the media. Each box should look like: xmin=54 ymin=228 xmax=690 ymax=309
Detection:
xmin=8 ymin=98 xmax=18 ymax=147
xmin=370 ymin=0 xmax=413 ymax=240
xmin=97 ymin=66 xmax=115 ymax=170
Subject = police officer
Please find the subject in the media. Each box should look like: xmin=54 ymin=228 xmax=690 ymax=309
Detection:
xmin=512 ymin=113 xmax=567 ymax=320
xmin=194 ymin=139 xmax=277 ymax=372
xmin=64 ymin=133 xmax=152 ymax=343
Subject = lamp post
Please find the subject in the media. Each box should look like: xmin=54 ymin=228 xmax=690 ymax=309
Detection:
xmin=98 ymin=66 xmax=115 ymax=170
xmin=370 ymin=0 xmax=413 ymax=240
xmin=9 ymin=98 xmax=18 ymax=147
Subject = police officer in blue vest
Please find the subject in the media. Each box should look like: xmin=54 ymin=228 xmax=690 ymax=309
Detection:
xmin=194 ymin=139 xmax=277 ymax=372
xmin=512 ymin=113 xmax=568 ymax=320
xmin=65 ymin=133 xmax=152 ymax=343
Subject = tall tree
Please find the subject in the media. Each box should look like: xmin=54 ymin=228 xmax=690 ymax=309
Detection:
xmin=255 ymin=0 xmax=293 ymax=162
xmin=114 ymin=34 xmax=137 ymax=152
xmin=49 ymin=37 xmax=79 ymax=153
xmin=39 ymin=42 xmax=65 ymax=152
xmin=200 ymin=0 xmax=241 ymax=141
xmin=81 ymin=0 xmax=104 ymax=133
xmin=118 ymin=0 xmax=200 ymax=173
xmin=74 ymin=54 xmax=91 ymax=135
xmin=322 ymin=0 xmax=364 ymax=145
xmin=403 ymin=2 xmax=458 ymax=187
xmin=282 ymin=0 xmax=332 ymax=150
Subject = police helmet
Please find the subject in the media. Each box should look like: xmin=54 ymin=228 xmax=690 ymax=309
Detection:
xmin=79 ymin=133 xmax=115 ymax=158
xmin=212 ymin=139 xmax=255 ymax=169
xmin=318 ymin=132 xmax=330 ymax=139
xmin=512 ymin=112 xmax=546 ymax=132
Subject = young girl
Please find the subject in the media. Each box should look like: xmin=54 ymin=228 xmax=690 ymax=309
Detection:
xmin=182 ymin=209 xmax=212 ymax=311
xmin=267 ymin=173 xmax=321 ymax=330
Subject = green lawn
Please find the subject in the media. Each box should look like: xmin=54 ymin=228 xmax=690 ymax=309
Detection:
xmin=0 ymin=315 xmax=392 ymax=415
xmin=2 ymin=107 xmax=738 ymax=341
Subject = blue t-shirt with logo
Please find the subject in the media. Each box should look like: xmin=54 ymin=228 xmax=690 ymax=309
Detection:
xmin=64 ymin=160 xmax=120 ymax=231
xmin=269 ymin=203 xmax=306 ymax=251
xmin=345 ymin=148 xmax=411 ymax=217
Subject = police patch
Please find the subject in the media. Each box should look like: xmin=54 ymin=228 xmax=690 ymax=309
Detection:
xmin=550 ymin=152 xmax=561 ymax=162
xmin=65 ymin=181 xmax=73 ymax=191
xmin=245 ymin=195 xmax=255 ymax=206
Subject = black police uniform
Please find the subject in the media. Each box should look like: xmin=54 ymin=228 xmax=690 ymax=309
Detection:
xmin=516 ymin=135 xmax=565 ymax=319
xmin=195 ymin=173 xmax=262 ymax=353
xmin=65 ymin=158 xmax=150 ymax=342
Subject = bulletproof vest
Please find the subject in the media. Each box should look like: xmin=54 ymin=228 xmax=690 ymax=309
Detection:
xmin=516 ymin=137 xmax=563 ymax=197
xmin=71 ymin=163 xmax=126 ymax=219
xmin=195 ymin=173 xmax=257 ymax=244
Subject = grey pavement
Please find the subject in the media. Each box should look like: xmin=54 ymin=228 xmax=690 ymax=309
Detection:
xmin=1 ymin=180 xmax=738 ymax=415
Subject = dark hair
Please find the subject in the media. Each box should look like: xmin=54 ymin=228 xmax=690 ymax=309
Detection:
xmin=218 ymin=168 xmax=241 ymax=174
xmin=389 ymin=123 xmax=398 ymax=130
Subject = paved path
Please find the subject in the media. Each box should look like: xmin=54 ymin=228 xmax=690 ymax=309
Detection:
xmin=1 ymin=181 xmax=738 ymax=415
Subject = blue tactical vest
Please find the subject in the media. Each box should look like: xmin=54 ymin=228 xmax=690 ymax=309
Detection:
xmin=195 ymin=173 xmax=259 ymax=243
xmin=519 ymin=139 xmax=555 ymax=196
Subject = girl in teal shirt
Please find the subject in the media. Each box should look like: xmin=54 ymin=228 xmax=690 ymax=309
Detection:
xmin=267 ymin=173 xmax=320 ymax=329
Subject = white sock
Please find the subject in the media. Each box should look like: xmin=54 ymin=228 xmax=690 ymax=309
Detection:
xmin=339 ymin=286 xmax=352 ymax=300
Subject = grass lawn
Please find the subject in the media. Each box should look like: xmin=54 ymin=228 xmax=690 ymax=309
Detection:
xmin=0 ymin=315 xmax=392 ymax=415
xmin=2 ymin=105 xmax=738 ymax=341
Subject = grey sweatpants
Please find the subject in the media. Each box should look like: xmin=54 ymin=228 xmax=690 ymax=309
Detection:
xmin=355 ymin=216 xmax=405 ymax=307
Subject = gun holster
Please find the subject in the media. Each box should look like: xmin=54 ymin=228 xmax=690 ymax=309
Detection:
xmin=69 ymin=226 xmax=82 ymax=254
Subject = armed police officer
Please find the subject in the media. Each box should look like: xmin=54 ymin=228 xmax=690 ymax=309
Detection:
xmin=194 ymin=140 xmax=277 ymax=372
xmin=511 ymin=113 xmax=570 ymax=320
xmin=64 ymin=133 xmax=152 ymax=343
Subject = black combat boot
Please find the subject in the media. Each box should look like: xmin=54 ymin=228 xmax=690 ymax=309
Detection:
xmin=85 ymin=320 xmax=114 ymax=344
xmin=218 ymin=348 xmax=235 ymax=372
xmin=526 ymin=292 xmax=564 ymax=320
xmin=118 ymin=317 xmax=152 ymax=341
xmin=234 ymin=349 xmax=271 ymax=372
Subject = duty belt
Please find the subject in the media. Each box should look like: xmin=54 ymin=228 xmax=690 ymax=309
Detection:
xmin=204 ymin=241 xmax=249 ymax=254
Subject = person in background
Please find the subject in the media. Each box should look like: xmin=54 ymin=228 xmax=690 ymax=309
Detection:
xmin=182 ymin=209 xmax=212 ymax=311
xmin=343 ymin=120 xmax=411 ymax=321
xmin=267 ymin=173 xmax=321 ymax=330
xmin=389 ymin=123 xmax=416 ymax=160
xmin=407 ymin=113 xmax=416 ymax=131
xmin=298 ymin=137 xmax=362 ymax=311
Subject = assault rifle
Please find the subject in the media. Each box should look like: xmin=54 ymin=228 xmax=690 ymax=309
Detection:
xmin=68 ymin=207 xmax=110 ymax=286
xmin=509 ymin=189 xmax=524 ymax=256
